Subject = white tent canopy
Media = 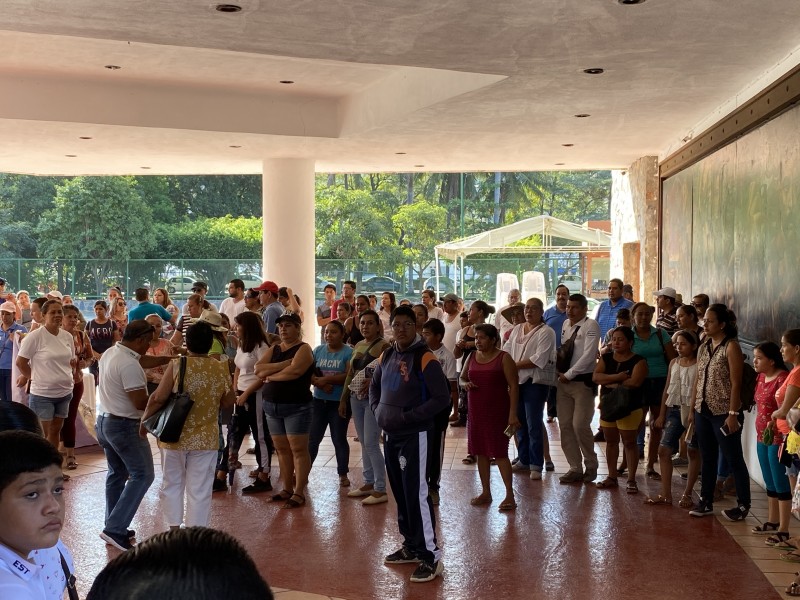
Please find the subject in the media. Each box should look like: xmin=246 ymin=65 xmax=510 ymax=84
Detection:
xmin=434 ymin=215 xmax=611 ymax=298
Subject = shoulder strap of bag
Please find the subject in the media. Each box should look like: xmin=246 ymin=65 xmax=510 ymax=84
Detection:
xmin=59 ymin=551 xmax=79 ymax=600
xmin=177 ymin=355 xmax=187 ymax=393
xmin=654 ymin=327 xmax=669 ymax=365
xmin=354 ymin=338 xmax=383 ymax=371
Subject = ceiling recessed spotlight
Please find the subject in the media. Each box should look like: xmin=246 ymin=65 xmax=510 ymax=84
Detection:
xmin=140 ymin=166 xmax=151 ymax=170
xmin=554 ymin=163 xmax=565 ymax=166
xmin=562 ymin=143 xmax=574 ymax=147
xmin=414 ymin=164 xmax=425 ymax=168
xmin=574 ymin=114 xmax=591 ymax=118
xmin=583 ymin=68 xmax=604 ymax=75
xmin=104 ymin=65 xmax=121 ymax=70
xmin=65 ymin=154 xmax=77 ymax=158
xmin=229 ymin=145 xmax=241 ymax=148
xmin=618 ymin=0 xmax=645 ymax=4
xmin=395 ymin=152 xmax=407 ymax=155
xmin=78 ymin=136 xmax=93 ymax=140
xmin=215 ymin=4 xmax=242 ymax=12
xmin=279 ymin=80 xmax=294 ymax=85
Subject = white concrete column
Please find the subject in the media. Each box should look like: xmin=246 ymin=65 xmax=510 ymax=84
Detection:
xmin=262 ymin=158 xmax=316 ymax=340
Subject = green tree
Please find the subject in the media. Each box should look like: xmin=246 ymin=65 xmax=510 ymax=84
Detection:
xmin=159 ymin=216 xmax=263 ymax=293
xmin=37 ymin=177 xmax=156 ymax=295
xmin=392 ymin=201 xmax=447 ymax=288
xmin=167 ymin=175 xmax=262 ymax=218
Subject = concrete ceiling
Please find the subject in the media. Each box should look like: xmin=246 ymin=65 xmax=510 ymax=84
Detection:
xmin=1 ymin=0 xmax=799 ymax=175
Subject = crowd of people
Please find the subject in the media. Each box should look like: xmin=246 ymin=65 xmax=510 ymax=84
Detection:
xmin=2 ymin=271 xmax=800 ymax=596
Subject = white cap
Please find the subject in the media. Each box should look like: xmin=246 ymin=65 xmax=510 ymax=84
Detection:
xmin=653 ymin=287 xmax=676 ymax=299
xmin=0 ymin=301 xmax=16 ymax=314
xmin=47 ymin=290 xmax=64 ymax=300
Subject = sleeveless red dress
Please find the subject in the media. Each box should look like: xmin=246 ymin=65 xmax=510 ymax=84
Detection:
xmin=466 ymin=351 xmax=510 ymax=458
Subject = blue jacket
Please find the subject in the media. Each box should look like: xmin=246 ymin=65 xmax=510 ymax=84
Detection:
xmin=369 ymin=336 xmax=451 ymax=436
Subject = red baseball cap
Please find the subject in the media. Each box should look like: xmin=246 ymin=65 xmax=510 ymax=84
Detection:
xmin=254 ymin=281 xmax=279 ymax=294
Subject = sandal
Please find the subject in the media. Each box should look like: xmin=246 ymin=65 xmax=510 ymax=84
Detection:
xmin=678 ymin=494 xmax=694 ymax=509
xmin=626 ymin=480 xmax=639 ymax=494
xmin=752 ymin=522 xmax=780 ymax=535
xmin=498 ymin=499 xmax=517 ymax=511
xmin=461 ymin=455 xmax=476 ymax=465
xmin=617 ymin=467 xmax=627 ymax=477
xmin=271 ymin=490 xmax=292 ymax=502
xmin=766 ymin=532 xmax=792 ymax=547
xmin=644 ymin=494 xmax=672 ymax=506
xmin=470 ymin=494 xmax=493 ymax=506
xmin=339 ymin=476 xmax=351 ymax=487
xmin=282 ymin=493 xmax=306 ymax=509
xmin=595 ymin=477 xmax=618 ymax=489
xmin=66 ymin=458 xmax=77 ymax=470
xmin=646 ymin=469 xmax=662 ymax=481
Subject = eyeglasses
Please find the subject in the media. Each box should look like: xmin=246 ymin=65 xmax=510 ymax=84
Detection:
xmin=390 ymin=322 xmax=416 ymax=330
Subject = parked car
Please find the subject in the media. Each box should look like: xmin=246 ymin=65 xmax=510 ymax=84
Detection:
xmin=361 ymin=276 xmax=403 ymax=293
xmin=422 ymin=276 xmax=456 ymax=296
xmin=558 ymin=274 xmax=583 ymax=294
xmin=165 ymin=276 xmax=197 ymax=296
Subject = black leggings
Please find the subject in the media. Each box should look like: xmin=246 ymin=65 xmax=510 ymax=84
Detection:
xmin=217 ymin=392 xmax=274 ymax=472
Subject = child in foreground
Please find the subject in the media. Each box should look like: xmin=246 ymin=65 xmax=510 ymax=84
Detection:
xmin=0 ymin=430 xmax=75 ymax=600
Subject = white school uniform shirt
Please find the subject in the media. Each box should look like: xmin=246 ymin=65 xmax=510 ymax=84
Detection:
xmin=431 ymin=345 xmax=457 ymax=381
xmin=0 ymin=540 xmax=73 ymax=600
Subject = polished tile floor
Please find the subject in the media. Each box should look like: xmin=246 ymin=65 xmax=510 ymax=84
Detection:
xmin=62 ymin=420 xmax=793 ymax=599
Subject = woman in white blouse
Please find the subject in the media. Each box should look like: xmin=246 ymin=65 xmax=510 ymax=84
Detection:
xmin=502 ymin=298 xmax=556 ymax=480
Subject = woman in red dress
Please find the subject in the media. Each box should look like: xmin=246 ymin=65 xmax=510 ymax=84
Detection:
xmin=461 ymin=324 xmax=520 ymax=511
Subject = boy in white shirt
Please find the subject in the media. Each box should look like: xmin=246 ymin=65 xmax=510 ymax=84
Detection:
xmin=0 ymin=431 xmax=75 ymax=600
xmin=421 ymin=319 xmax=458 ymax=506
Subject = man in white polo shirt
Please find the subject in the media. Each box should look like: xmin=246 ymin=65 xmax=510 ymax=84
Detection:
xmin=95 ymin=319 xmax=159 ymax=552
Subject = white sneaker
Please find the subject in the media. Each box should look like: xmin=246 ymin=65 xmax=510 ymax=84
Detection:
xmin=511 ymin=461 xmax=530 ymax=472
xmin=530 ymin=470 xmax=542 ymax=480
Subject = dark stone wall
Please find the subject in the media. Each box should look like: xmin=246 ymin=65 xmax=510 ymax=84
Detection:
xmin=661 ymin=103 xmax=800 ymax=344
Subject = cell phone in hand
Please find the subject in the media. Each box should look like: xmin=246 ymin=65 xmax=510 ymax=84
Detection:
xmin=503 ymin=425 xmax=515 ymax=438
xmin=720 ymin=423 xmax=732 ymax=436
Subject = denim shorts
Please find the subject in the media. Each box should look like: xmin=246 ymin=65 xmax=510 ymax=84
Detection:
xmin=264 ymin=401 xmax=313 ymax=436
xmin=660 ymin=406 xmax=698 ymax=452
xmin=29 ymin=392 xmax=73 ymax=420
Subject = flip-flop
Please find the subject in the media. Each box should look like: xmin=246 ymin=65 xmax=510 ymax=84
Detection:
xmin=646 ymin=469 xmax=662 ymax=481
xmin=461 ymin=455 xmax=476 ymax=465
xmin=498 ymin=500 xmax=517 ymax=511
xmin=679 ymin=494 xmax=694 ymax=509
xmin=470 ymin=495 xmax=492 ymax=506
xmin=271 ymin=490 xmax=292 ymax=502
xmin=644 ymin=495 xmax=672 ymax=506
xmin=781 ymin=552 xmax=800 ymax=564
xmin=595 ymin=477 xmax=618 ymax=489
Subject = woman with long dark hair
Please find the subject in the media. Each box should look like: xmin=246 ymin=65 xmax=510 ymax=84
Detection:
xmin=687 ymin=303 xmax=749 ymax=520
xmin=60 ymin=304 xmax=92 ymax=471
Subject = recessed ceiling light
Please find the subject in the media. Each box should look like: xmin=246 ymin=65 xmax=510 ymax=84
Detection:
xmin=279 ymin=80 xmax=294 ymax=85
xmin=65 ymin=154 xmax=77 ymax=158
xmin=104 ymin=65 xmax=121 ymax=70
xmin=583 ymin=68 xmax=605 ymax=75
xmin=618 ymin=0 xmax=645 ymax=4
xmin=229 ymin=145 xmax=242 ymax=148
xmin=554 ymin=163 xmax=565 ymax=166
xmin=215 ymin=4 xmax=242 ymax=12
xmin=395 ymin=152 xmax=407 ymax=155
xmin=574 ymin=114 xmax=591 ymax=118
xmin=140 ymin=166 xmax=151 ymax=170
xmin=78 ymin=136 xmax=92 ymax=140
xmin=562 ymin=143 xmax=574 ymax=147
xmin=414 ymin=164 xmax=425 ymax=168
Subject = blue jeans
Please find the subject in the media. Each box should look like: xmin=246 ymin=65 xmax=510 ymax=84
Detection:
xmin=350 ymin=396 xmax=385 ymax=492
xmin=96 ymin=414 xmax=155 ymax=537
xmin=757 ymin=441 xmax=791 ymax=497
xmin=0 ymin=369 xmax=12 ymax=403
xmin=694 ymin=409 xmax=750 ymax=508
xmin=309 ymin=398 xmax=350 ymax=476
xmin=515 ymin=382 xmax=549 ymax=471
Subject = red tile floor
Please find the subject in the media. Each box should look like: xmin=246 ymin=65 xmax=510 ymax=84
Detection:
xmin=62 ymin=420 xmax=793 ymax=599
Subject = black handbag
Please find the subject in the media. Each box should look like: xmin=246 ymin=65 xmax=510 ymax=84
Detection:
xmin=599 ymin=385 xmax=632 ymax=422
xmin=143 ymin=356 xmax=194 ymax=444
xmin=556 ymin=326 xmax=580 ymax=372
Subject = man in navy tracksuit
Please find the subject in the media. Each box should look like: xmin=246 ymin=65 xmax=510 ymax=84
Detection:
xmin=369 ymin=305 xmax=451 ymax=583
